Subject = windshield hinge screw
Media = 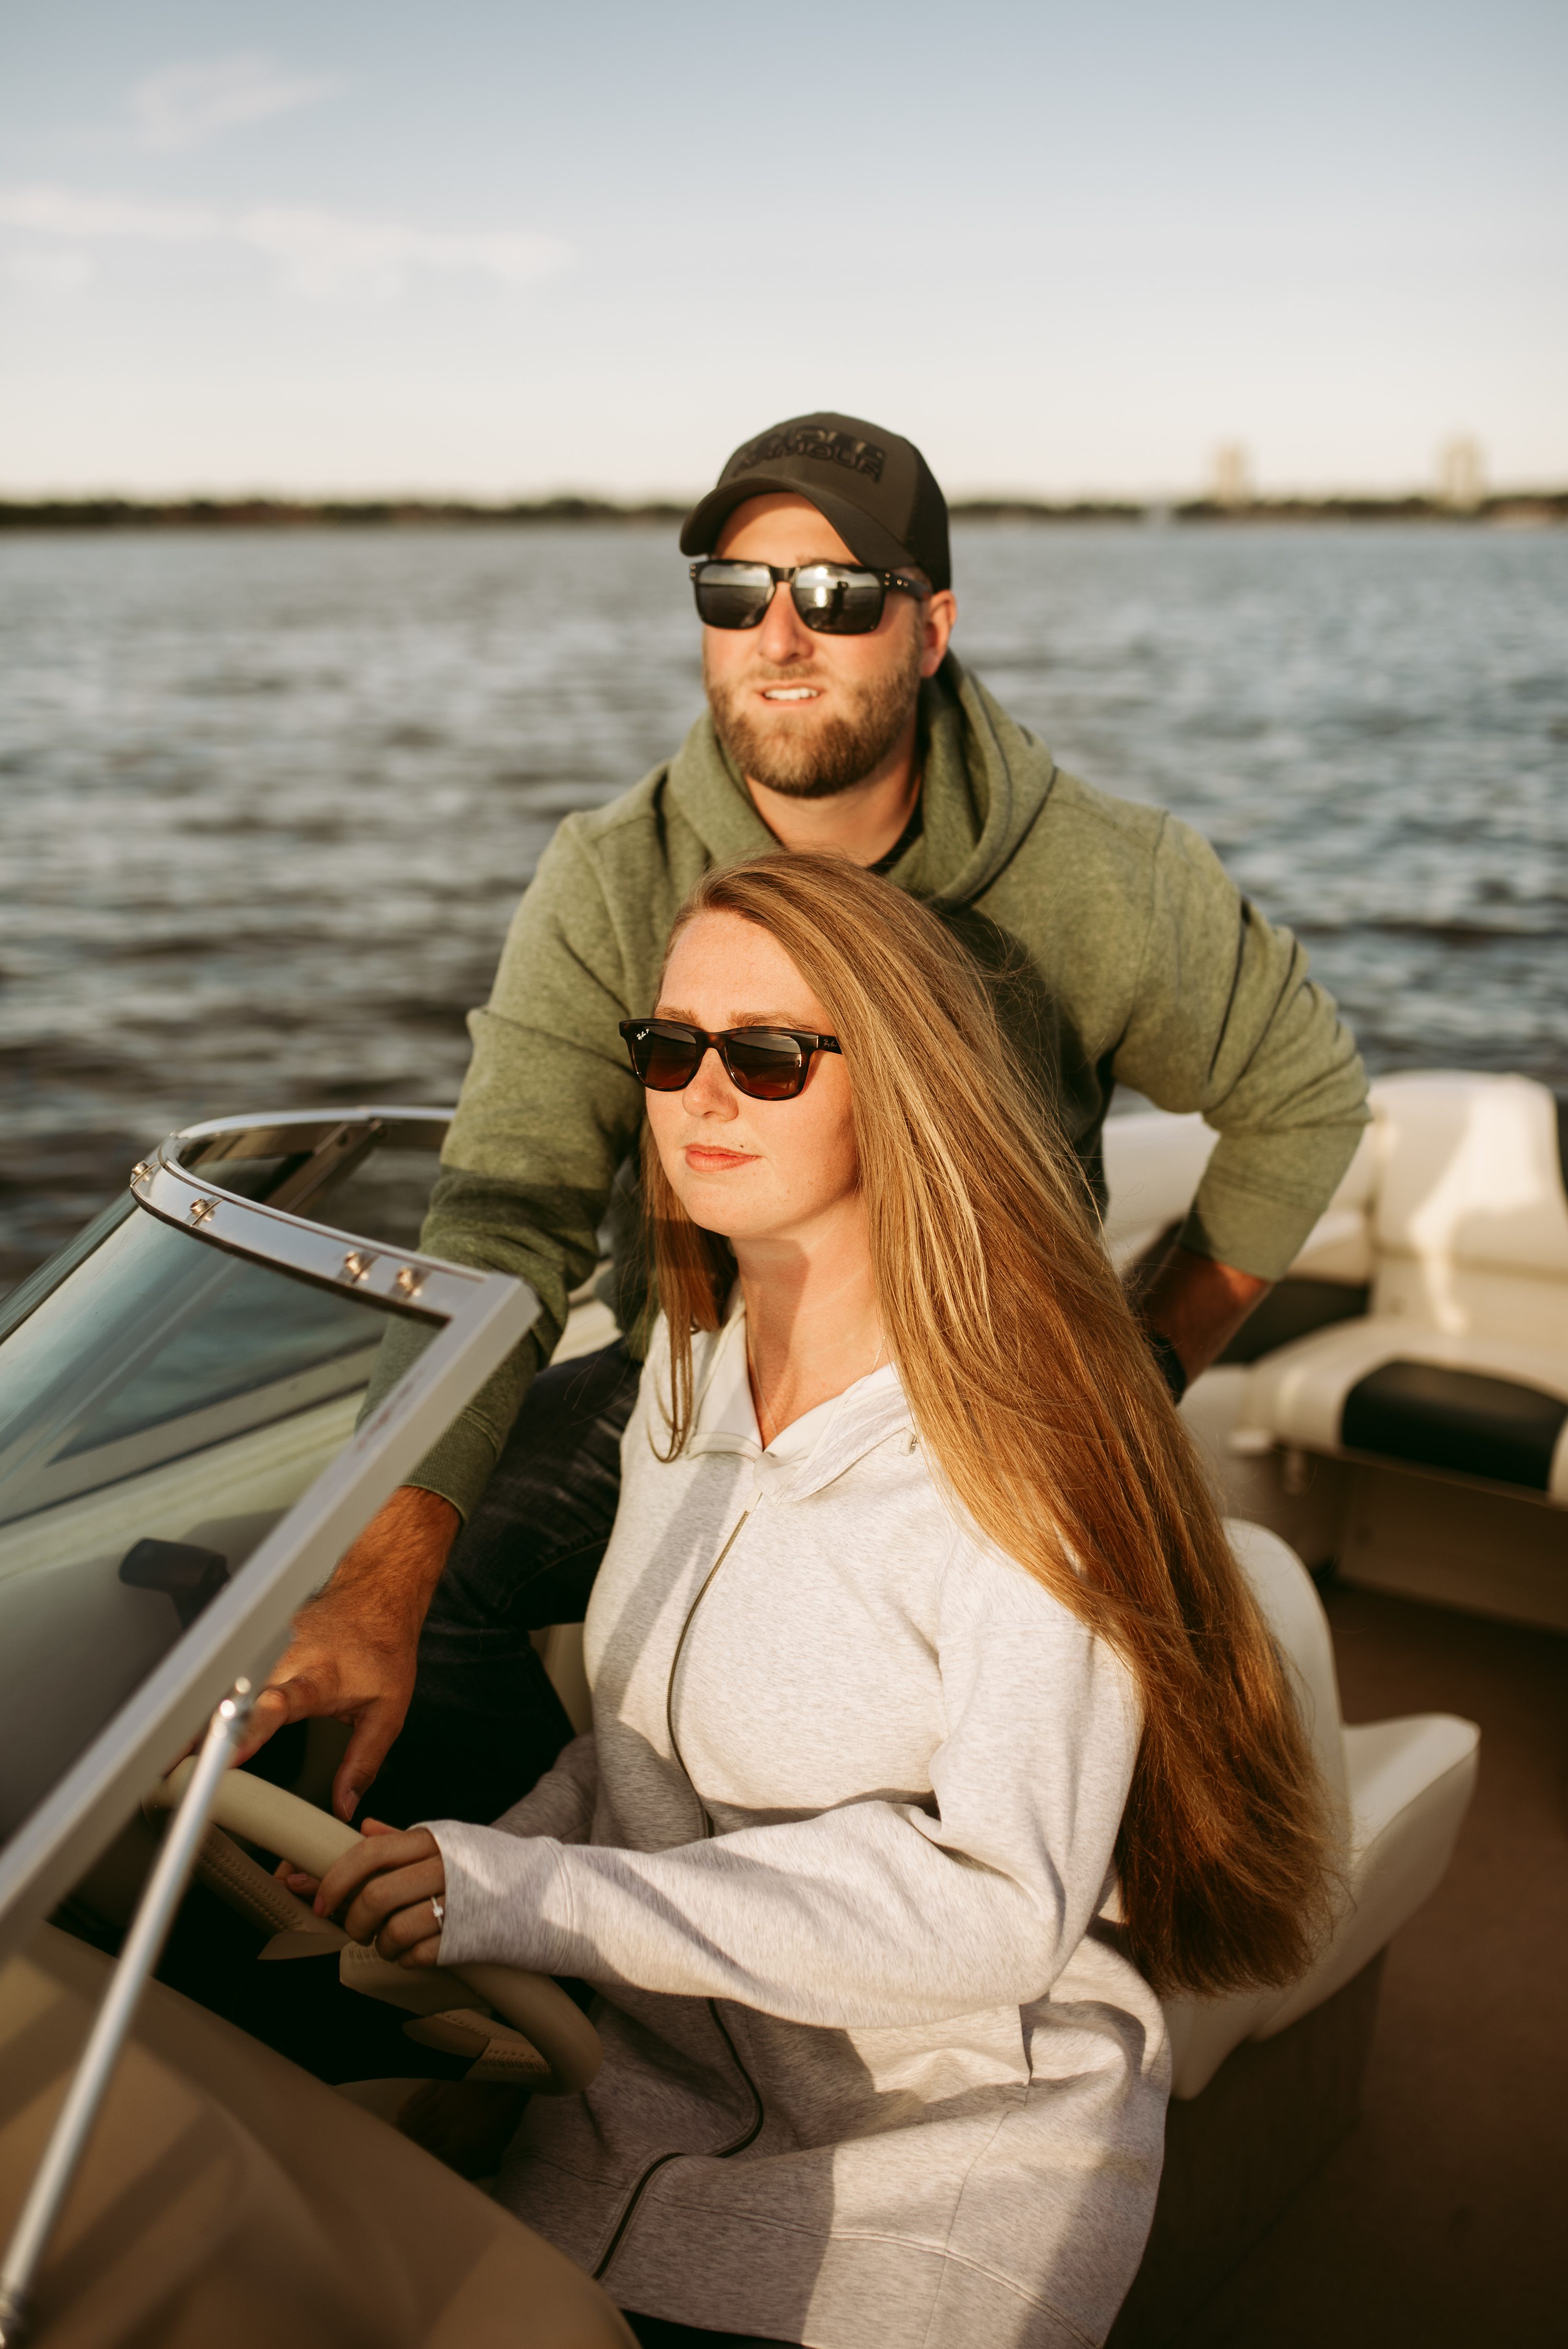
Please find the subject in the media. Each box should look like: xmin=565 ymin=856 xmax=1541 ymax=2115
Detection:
xmin=342 ymin=1250 xmax=376 ymax=1283
xmin=394 ymin=1266 xmax=424 ymax=1299
xmin=130 ymin=1160 xmax=152 ymax=1186
xmin=187 ymin=1199 xmax=215 ymax=1224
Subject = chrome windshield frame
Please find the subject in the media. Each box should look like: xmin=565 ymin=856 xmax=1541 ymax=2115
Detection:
xmin=0 ymin=1107 xmax=538 ymax=1974
xmin=139 ymin=1106 xmax=462 ymax=1314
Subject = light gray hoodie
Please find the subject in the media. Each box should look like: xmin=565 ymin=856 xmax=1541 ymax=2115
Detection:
xmin=429 ymin=1304 xmax=1169 ymax=2349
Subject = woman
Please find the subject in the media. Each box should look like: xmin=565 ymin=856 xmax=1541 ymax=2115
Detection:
xmin=318 ymin=853 xmax=1332 ymax=2349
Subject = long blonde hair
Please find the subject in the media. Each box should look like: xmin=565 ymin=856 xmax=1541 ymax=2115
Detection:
xmin=642 ymin=850 xmax=1333 ymax=1999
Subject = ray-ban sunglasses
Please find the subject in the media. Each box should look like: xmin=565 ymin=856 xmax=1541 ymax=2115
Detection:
xmin=619 ymin=1018 xmax=841 ymax=1101
xmin=689 ymin=558 xmax=931 ymax=636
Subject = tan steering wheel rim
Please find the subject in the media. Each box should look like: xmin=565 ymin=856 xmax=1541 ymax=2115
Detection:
xmin=150 ymin=1761 xmax=602 ymax=2097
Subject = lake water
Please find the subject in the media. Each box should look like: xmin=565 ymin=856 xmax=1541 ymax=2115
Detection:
xmin=2 ymin=521 xmax=1564 ymax=1286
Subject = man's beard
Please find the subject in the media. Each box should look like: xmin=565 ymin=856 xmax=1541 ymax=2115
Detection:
xmin=704 ymin=627 xmax=924 ymax=800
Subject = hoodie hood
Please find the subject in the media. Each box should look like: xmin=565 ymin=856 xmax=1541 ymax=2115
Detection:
xmin=672 ymin=1303 xmax=914 ymax=1504
xmin=663 ymin=652 xmax=1058 ymax=912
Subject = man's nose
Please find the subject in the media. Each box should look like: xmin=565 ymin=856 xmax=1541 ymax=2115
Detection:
xmin=755 ymin=574 xmax=814 ymax=664
xmin=683 ymin=1045 xmax=739 ymax=1116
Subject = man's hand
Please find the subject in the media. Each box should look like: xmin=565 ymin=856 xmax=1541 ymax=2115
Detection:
xmin=236 ymin=1484 xmax=460 ymax=1823
xmin=1139 ymin=1243 xmax=1271 ymax=1390
xmin=315 ymin=1822 xmax=446 ymax=1968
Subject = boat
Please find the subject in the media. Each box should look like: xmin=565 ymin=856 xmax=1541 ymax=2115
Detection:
xmin=0 ymin=1079 xmax=1561 ymax=2344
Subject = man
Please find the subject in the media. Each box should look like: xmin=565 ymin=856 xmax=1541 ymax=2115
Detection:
xmin=244 ymin=413 xmax=1368 ymax=1825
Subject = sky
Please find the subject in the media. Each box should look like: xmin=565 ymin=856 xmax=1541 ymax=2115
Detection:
xmin=1 ymin=0 xmax=1563 ymax=500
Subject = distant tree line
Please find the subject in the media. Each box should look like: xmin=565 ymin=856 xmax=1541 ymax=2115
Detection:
xmin=0 ymin=491 xmax=1563 ymax=529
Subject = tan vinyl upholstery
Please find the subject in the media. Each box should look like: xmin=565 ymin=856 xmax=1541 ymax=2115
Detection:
xmin=0 ymin=1924 xmax=635 ymax=2349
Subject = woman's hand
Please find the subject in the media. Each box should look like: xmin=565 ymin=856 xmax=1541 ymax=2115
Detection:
xmin=313 ymin=1820 xmax=446 ymax=1968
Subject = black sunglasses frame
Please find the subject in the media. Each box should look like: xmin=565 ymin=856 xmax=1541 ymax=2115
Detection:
xmin=619 ymin=1018 xmax=843 ymax=1100
xmin=689 ymin=558 xmax=931 ymax=636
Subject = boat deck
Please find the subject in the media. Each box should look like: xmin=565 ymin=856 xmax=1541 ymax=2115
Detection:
xmin=1175 ymin=1582 xmax=1566 ymax=2346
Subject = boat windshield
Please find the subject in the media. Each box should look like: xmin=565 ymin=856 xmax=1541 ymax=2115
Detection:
xmin=0 ymin=1205 xmax=393 ymax=1848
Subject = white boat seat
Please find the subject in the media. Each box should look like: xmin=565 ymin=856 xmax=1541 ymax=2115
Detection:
xmin=1100 ymin=1109 xmax=1219 ymax=1272
xmin=1235 ymin=1071 xmax=1568 ymax=1504
xmin=1164 ymin=1522 xmax=1478 ymax=2099
xmin=1240 ymin=1321 xmax=1568 ymax=1502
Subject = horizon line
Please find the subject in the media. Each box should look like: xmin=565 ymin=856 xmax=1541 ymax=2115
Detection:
xmin=0 ymin=481 xmax=1559 ymax=514
xmin=3 ymin=486 xmax=1566 ymax=526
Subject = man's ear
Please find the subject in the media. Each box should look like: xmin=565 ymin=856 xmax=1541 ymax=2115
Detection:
xmin=920 ymin=589 xmax=958 ymax=677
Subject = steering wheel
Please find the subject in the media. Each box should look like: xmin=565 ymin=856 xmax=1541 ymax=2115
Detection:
xmin=151 ymin=1761 xmax=602 ymax=2097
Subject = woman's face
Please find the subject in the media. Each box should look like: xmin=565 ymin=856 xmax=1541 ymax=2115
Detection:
xmin=645 ymin=911 xmax=860 ymax=1250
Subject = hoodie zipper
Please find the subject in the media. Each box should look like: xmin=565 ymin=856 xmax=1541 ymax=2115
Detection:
xmin=663 ymin=1502 xmax=752 ymax=1830
xmin=592 ymin=1502 xmax=766 ymax=2283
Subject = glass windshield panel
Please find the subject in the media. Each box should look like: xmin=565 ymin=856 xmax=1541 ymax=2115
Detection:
xmin=285 ymin=1146 xmax=439 ymax=1253
xmin=185 ymin=1134 xmax=441 ymax=1253
xmin=0 ymin=1206 xmax=397 ymax=1846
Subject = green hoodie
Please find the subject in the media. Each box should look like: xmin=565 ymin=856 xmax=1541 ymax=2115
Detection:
xmin=388 ymin=653 xmax=1368 ymax=1519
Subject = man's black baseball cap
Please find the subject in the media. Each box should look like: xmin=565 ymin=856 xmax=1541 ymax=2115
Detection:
xmin=680 ymin=412 xmax=951 ymax=592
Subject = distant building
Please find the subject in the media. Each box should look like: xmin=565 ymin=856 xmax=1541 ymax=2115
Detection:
xmin=1437 ymin=436 xmax=1485 ymax=511
xmin=1210 ymin=442 xmax=1254 ymax=509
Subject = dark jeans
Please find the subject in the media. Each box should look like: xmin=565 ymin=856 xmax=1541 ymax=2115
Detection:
xmin=368 ymin=1340 xmax=641 ymax=1829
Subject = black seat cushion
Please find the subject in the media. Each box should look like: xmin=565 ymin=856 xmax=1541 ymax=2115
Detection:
xmin=1342 ymin=1360 xmax=1567 ymax=1491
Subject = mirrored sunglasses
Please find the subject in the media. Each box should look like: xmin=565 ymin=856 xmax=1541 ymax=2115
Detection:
xmin=689 ymin=559 xmax=930 ymax=636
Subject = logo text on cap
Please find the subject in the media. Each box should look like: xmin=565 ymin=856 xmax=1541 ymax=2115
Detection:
xmin=732 ymin=427 xmax=886 ymax=485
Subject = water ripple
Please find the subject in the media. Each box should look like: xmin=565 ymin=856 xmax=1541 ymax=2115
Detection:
xmin=2 ymin=521 xmax=1563 ymax=1285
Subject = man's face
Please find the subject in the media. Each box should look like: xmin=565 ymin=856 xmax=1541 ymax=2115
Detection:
xmin=701 ymin=493 xmax=954 ymax=798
